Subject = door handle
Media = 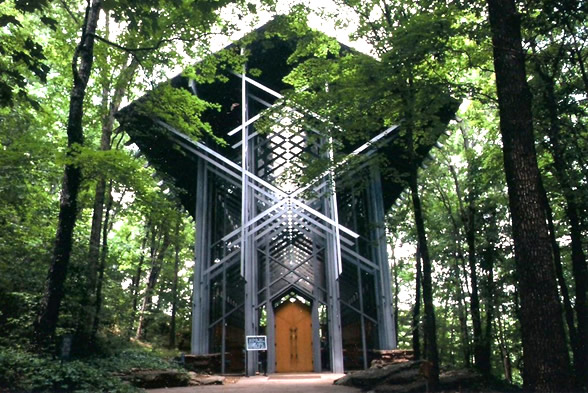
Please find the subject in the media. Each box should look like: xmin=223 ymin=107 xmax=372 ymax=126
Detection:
xmin=294 ymin=327 xmax=298 ymax=359
xmin=290 ymin=328 xmax=294 ymax=359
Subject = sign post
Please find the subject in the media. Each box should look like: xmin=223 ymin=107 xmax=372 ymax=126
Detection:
xmin=60 ymin=334 xmax=72 ymax=363
xmin=245 ymin=336 xmax=267 ymax=376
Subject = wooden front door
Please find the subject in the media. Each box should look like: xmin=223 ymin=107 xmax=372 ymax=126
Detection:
xmin=275 ymin=300 xmax=313 ymax=372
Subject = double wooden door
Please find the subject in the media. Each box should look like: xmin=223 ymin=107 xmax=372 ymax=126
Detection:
xmin=275 ymin=300 xmax=313 ymax=372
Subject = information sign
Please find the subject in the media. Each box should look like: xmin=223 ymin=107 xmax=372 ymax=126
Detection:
xmin=245 ymin=335 xmax=267 ymax=351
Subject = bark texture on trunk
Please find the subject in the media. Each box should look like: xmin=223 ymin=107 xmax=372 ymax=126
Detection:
xmin=487 ymin=0 xmax=571 ymax=389
xmin=35 ymin=0 xmax=102 ymax=347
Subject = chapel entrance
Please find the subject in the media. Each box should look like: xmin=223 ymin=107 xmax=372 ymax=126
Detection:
xmin=275 ymin=300 xmax=313 ymax=372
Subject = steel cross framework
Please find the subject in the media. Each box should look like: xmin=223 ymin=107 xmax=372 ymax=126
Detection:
xmin=182 ymin=68 xmax=397 ymax=375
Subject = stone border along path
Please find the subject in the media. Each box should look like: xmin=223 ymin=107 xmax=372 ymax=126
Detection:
xmin=147 ymin=373 xmax=360 ymax=393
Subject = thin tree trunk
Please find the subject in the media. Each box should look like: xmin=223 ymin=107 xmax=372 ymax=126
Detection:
xmin=496 ymin=308 xmax=512 ymax=384
xmin=487 ymin=0 xmax=571 ymax=389
xmin=409 ymin=171 xmax=439 ymax=389
xmin=412 ymin=247 xmax=422 ymax=360
xmin=481 ymin=257 xmax=494 ymax=377
xmin=564 ymin=196 xmax=588 ymax=389
xmin=91 ymin=181 xmax=113 ymax=343
xmin=465 ymin=199 xmax=484 ymax=372
xmin=81 ymin=46 xmax=138 ymax=344
xmin=481 ymin=216 xmax=497 ymax=378
xmin=168 ymin=215 xmax=184 ymax=348
xmin=391 ymin=246 xmax=400 ymax=346
xmin=435 ymin=180 xmax=471 ymax=367
xmin=129 ymin=224 xmax=150 ymax=335
xmin=449 ymin=163 xmax=484 ymax=373
xmin=135 ymin=225 xmax=159 ymax=340
xmin=79 ymin=76 xmax=109 ymax=349
xmin=169 ymin=232 xmax=180 ymax=348
xmin=136 ymin=225 xmax=171 ymax=340
xmin=541 ymin=173 xmax=579 ymax=365
xmin=454 ymin=256 xmax=471 ymax=368
xmin=35 ymin=0 xmax=102 ymax=347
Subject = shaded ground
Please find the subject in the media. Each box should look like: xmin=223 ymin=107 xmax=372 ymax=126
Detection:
xmin=335 ymin=361 xmax=521 ymax=393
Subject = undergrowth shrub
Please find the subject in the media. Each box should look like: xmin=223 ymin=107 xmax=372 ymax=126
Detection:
xmin=0 ymin=345 xmax=179 ymax=392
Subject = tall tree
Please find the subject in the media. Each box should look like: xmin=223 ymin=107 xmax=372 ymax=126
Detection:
xmin=486 ymin=0 xmax=571 ymax=389
xmin=35 ymin=0 xmax=102 ymax=346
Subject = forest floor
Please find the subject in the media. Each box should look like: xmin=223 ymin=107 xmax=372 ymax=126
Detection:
xmin=333 ymin=361 xmax=521 ymax=393
xmin=137 ymin=365 xmax=520 ymax=393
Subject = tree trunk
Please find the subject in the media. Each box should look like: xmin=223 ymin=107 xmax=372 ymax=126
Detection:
xmin=169 ymin=235 xmax=180 ymax=348
xmin=135 ymin=225 xmax=159 ymax=340
xmin=465 ymin=201 xmax=484 ymax=373
xmin=480 ymin=255 xmax=494 ymax=377
xmin=480 ymin=216 xmax=497 ymax=378
xmin=81 ymin=44 xmax=138 ymax=344
xmin=409 ymin=172 xmax=439 ymax=389
xmin=486 ymin=0 xmax=571 ymax=389
xmin=129 ymin=224 xmax=150 ymax=335
xmin=79 ymin=74 xmax=111 ymax=348
xmin=391 ymin=247 xmax=400 ymax=346
xmin=539 ymin=173 xmax=579 ymax=377
xmin=496 ymin=308 xmax=512 ymax=384
xmin=449 ymin=163 xmax=484 ymax=373
xmin=91 ymin=181 xmax=114 ymax=343
xmin=564 ymin=196 xmax=588 ymax=390
xmin=454 ymin=255 xmax=471 ymax=368
xmin=136 ymin=225 xmax=171 ymax=340
xmin=435 ymin=180 xmax=472 ymax=368
xmin=35 ymin=0 xmax=102 ymax=347
xmin=412 ymin=246 xmax=422 ymax=360
xmin=536 ymin=66 xmax=588 ymax=389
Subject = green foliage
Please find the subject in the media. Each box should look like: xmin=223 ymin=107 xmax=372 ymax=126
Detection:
xmin=137 ymin=83 xmax=225 ymax=145
xmin=0 ymin=343 xmax=186 ymax=392
xmin=0 ymin=292 xmax=39 ymax=347
xmin=0 ymin=346 xmax=144 ymax=392
xmin=89 ymin=347 xmax=178 ymax=373
xmin=0 ymin=0 xmax=59 ymax=108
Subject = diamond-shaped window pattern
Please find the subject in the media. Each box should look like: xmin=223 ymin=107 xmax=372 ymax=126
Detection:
xmin=189 ymin=70 xmax=395 ymax=374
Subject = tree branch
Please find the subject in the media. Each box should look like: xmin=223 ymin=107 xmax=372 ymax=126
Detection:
xmin=58 ymin=0 xmax=81 ymax=25
xmin=89 ymin=33 xmax=170 ymax=53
